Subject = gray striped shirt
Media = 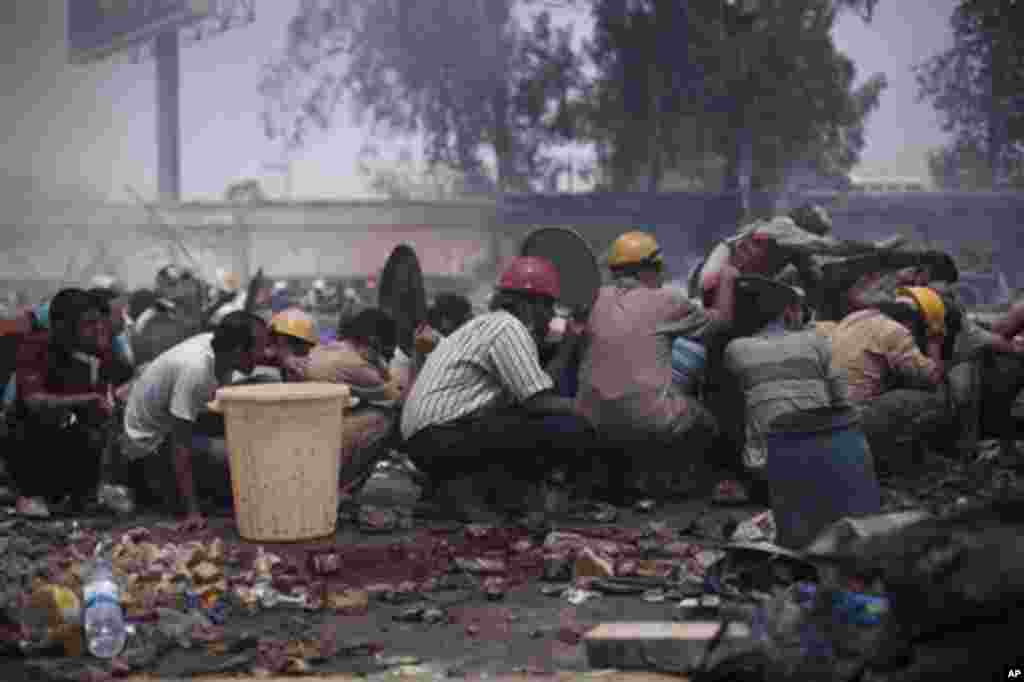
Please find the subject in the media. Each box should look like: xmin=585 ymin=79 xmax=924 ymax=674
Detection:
xmin=400 ymin=311 xmax=554 ymax=440
xmin=724 ymin=322 xmax=851 ymax=469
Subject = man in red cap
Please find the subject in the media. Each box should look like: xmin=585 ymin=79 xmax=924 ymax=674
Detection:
xmin=400 ymin=256 xmax=591 ymax=521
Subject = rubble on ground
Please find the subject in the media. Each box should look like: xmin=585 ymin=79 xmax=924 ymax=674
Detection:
xmin=0 ymin=442 xmax=1021 ymax=679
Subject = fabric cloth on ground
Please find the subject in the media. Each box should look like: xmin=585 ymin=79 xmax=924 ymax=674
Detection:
xmin=576 ymin=279 xmax=719 ymax=443
xmin=830 ymin=309 xmax=938 ymax=403
xmin=122 ymin=333 xmax=219 ymax=459
xmin=724 ymin=320 xmax=852 ymax=471
xmin=400 ymin=311 xmax=554 ymax=441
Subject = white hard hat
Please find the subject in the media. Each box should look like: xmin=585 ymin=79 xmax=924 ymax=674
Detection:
xmin=313 ymin=278 xmax=327 ymax=290
xmin=273 ymin=280 xmax=288 ymax=292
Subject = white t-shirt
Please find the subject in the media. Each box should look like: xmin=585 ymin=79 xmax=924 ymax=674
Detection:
xmin=124 ymin=333 xmax=219 ymax=456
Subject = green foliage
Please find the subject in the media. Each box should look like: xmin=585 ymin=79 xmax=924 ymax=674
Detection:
xmin=260 ymin=0 xmax=885 ymax=196
xmin=916 ymin=0 xmax=1024 ymax=189
xmin=582 ymin=0 xmax=886 ymax=191
xmin=259 ymin=0 xmax=584 ymax=192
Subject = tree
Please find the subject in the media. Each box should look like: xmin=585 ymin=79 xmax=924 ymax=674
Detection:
xmin=259 ymin=0 xmax=584 ymax=192
xmin=927 ymin=139 xmax=1024 ymax=190
xmin=356 ymin=145 xmax=472 ymax=200
xmin=916 ymin=0 xmax=1024 ymax=189
xmin=583 ymin=0 xmax=886 ymax=198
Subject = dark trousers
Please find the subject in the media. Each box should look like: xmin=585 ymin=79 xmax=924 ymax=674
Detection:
xmin=405 ymin=410 xmax=595 ymax=497
xmin=857 ymin=389 xmax=952 ymax=474
xmin=6 ymin=411 xmax=104 ymax=503
xmin=115 ymin=434 xmax=235 ymax=512
xmin=978 ymin=351 xmax=1024 ymax=441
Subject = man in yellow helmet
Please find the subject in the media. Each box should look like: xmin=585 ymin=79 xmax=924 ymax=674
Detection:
xmin=267 ymin=307 xmax=319 ymax=381
xmin=838 ymin=262 xmax=1024 ymax=462
xmin=829 ymin=286 xmax=954 ymax=475
xmin=575 ymin=230 xmax=739 ymax=502
xmin=271 ymin=307 xmax=404 ymax=499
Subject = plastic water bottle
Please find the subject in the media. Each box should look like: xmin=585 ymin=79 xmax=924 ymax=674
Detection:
xmin=82 ymin=542 xmax=126 ymax=659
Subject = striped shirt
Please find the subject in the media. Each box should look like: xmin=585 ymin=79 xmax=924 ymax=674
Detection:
xmin=725 ymin=322 xmax=851 ymax=469
xmin=400 ymin=311 xmax=553 ymax=440
xmin=830 ymin=309 xmax=937 ymax=403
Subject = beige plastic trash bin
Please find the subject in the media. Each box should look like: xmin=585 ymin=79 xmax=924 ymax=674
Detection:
xmin=215 ymin=382 xmax=350 ymax=542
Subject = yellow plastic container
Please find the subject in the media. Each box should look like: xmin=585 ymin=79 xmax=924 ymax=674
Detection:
xmin=215 ymin=382 xmax=350 ymax=542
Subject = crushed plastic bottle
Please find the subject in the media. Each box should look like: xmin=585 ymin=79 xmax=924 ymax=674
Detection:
xmin=82 ymin=539 xmax=127 ymax=659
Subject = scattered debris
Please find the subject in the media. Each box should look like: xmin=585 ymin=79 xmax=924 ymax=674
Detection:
xmin=573 ymin=547 xmax=615 ymax=580
xmin=307 ymin=549 xmax=342 ymax=577
xmin=634 ymin=500 xmax=657 ymax=513
xmin=730 ymin=510 xmax=777 ymax=544
xmin=564 ymin=588 xmax=600 ymax=605
xmin=482 ymin=576 xmax=507 ymax=601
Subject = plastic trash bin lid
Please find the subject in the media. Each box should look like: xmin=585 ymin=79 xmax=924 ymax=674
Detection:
xmin=215 ymin=382 xmax=350 ymax=403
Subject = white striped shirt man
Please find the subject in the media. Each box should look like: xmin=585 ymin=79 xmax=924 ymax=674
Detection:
xmin=400 ymin=311 xmax=554 ymax=441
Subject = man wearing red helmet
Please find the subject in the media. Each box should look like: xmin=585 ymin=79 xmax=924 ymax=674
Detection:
xmin=400 ymin=256 xmax=592 ymax=521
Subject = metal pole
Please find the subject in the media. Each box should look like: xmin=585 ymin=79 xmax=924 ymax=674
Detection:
xmin=156 ymin=30 xmax=181 ymax=203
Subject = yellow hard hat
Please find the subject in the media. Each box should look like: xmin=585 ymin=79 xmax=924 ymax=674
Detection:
xmin=608 ymin=231 xmax=663 ymax=268
xmin=270 ymin=307 xmax=319 ymax=345
xmin=895 ymin=286 xmax=946 ymax=337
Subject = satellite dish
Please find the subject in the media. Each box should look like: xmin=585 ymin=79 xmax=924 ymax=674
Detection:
xmin=520 ymin=227 xmax=601 ymax=316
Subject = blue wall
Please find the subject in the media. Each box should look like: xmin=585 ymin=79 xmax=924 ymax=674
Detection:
xmin=500 ymin=191 xmax=1024 ymax=288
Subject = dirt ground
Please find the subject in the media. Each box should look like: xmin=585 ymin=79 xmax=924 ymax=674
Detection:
xmin=4 ymin=445 xmax=1022 ymax=680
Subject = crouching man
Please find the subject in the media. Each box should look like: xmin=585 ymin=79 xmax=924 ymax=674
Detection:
xmin=723 ymin=280 xmax=856 ymax=491
xmin=120 ymin=311 xmax=264 ymax=529
xmin=291 ymin=308 xmax=404 ymax=496
xmin=576 ymin=231 xmax=737 ymax=502
xmin=829 ymin=286 xmax=952 ymax=474
xmin=7 ymin=289 xmax=133 ymax=517
xmin=400 ymin=257 xmax=592 ymax=521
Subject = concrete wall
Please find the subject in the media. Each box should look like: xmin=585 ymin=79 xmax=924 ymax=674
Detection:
xmin=0 ymin=199 xmax=498 ymax=291
xmin=501 ymin=191 xmax=1024 ymax=288
xmin=3 ymin=191 xmax=1020 ymax=295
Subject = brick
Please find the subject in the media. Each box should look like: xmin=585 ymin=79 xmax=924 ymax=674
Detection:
xmin=584 ymin=622 xmax=753 ymax=671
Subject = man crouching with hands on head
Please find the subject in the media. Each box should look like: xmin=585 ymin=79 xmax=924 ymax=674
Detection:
xmin=400 ymin=257 xmax=593 ymax=522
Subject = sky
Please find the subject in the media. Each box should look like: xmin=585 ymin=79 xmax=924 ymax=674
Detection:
xmin=0 ymin=0 xmax=959 ymax=203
